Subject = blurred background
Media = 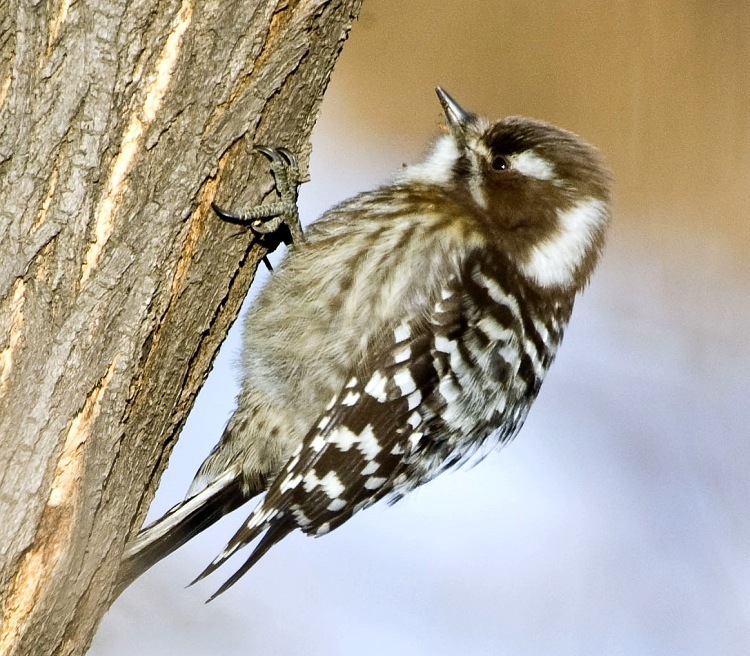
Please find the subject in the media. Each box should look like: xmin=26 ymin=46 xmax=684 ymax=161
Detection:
xmin=93 ymin=1 xmax=750 ymax=654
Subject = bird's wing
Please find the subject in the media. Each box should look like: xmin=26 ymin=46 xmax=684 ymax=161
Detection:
xmin=196 ymin=253 xmax=529 ymax=599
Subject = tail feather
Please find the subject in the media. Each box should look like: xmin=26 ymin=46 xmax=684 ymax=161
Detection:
xmin=205 ymin=517 xmax=293 ymax=601
xmin=189 ymin=499 xmax=282 ymax=588
xmin=117 ymin=468 xmax=247 ymax=592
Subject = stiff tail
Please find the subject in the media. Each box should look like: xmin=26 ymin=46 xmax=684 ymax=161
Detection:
xmin=117 ymin=468 xmax=247 ymax=593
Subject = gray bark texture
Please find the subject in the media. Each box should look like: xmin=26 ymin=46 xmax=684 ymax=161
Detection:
xmin=0 ymin=0 xmax=362 ymax=654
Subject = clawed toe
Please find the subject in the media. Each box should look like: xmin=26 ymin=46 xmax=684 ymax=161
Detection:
xmin=211 ymin=201 xmax=243 ymax=223
xmin=212 ymin=144 xmax=305 ymax=259
xmin=254 ymin=145 xmax=300 ymax=200
xmin=254 ymin=145 xmax=296 ymax=168
xmin=275 ymin=147 xmax=297 ymax=169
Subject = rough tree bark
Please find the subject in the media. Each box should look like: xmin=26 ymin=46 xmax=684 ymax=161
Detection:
xmin=0 ymin=0 xmax=363 ymax=654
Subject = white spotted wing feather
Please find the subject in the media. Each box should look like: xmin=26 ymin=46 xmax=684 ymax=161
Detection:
xmin=195 ymin=252 xmax=571 ymax=596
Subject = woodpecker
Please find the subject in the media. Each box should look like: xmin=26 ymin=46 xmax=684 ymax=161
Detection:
xmin=120 ymin=88 xmax=611 ymax=599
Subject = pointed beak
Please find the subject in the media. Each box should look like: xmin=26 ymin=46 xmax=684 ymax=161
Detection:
xmin=435 ymin=87 xmax=475 ymax=137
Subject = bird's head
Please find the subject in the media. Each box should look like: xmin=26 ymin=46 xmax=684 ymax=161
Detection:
xmin=402 ymin=87 xmax=612 ymax=290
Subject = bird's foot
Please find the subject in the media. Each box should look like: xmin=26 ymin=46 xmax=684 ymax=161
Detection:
xmin=212 ymin=146 xmax=304 ymax=269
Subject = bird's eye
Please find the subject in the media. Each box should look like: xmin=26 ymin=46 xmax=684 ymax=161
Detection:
xmin=491 ymin=155 xmax=509 ymax=171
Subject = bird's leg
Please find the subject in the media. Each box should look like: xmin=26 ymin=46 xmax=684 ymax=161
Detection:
xmin=212 ymin=146 xmax=304 ymax=270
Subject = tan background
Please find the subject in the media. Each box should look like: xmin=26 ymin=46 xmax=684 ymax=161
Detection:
xmin=94 ymin=1 xmax=749 ymax=654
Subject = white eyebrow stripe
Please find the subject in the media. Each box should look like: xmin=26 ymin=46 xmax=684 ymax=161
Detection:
xmin=510 ymin=150 xmax=556 ymax=180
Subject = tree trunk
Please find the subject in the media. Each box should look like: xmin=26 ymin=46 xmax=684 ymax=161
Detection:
xmin=0 ymin=1 xmax=362 ymax=654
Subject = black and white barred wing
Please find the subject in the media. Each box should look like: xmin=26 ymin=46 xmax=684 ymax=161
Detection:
xmin=193 ymin=307 xmax=446 ymax=598
xmin=196 ymin=256 xmax=553 ymax=598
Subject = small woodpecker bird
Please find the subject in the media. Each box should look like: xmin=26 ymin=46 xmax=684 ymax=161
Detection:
xmin=120 ymin=88 xmax=611 ymax=599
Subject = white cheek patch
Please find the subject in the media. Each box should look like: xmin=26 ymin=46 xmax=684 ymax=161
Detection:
xmin=520 ymin=197 xmax=607 ymax=288
xmin=399 ymin=135 xmax=459 ymax=185
xmin=510 ymin=150 xmax=556 ymax=181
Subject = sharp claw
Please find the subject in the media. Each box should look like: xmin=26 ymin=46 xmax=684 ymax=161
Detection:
xmin=255 ymin=145 xmax=298 ymax=171
xmin=275 ymin=147 xmax=297 ymax=168
xmin=211 ymin=201 xmax=240 ymax=221
xmin=254 ymin=144 xmax=284 ymax=165
xmin=213 ymin=145 xmax=302 ymax=248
